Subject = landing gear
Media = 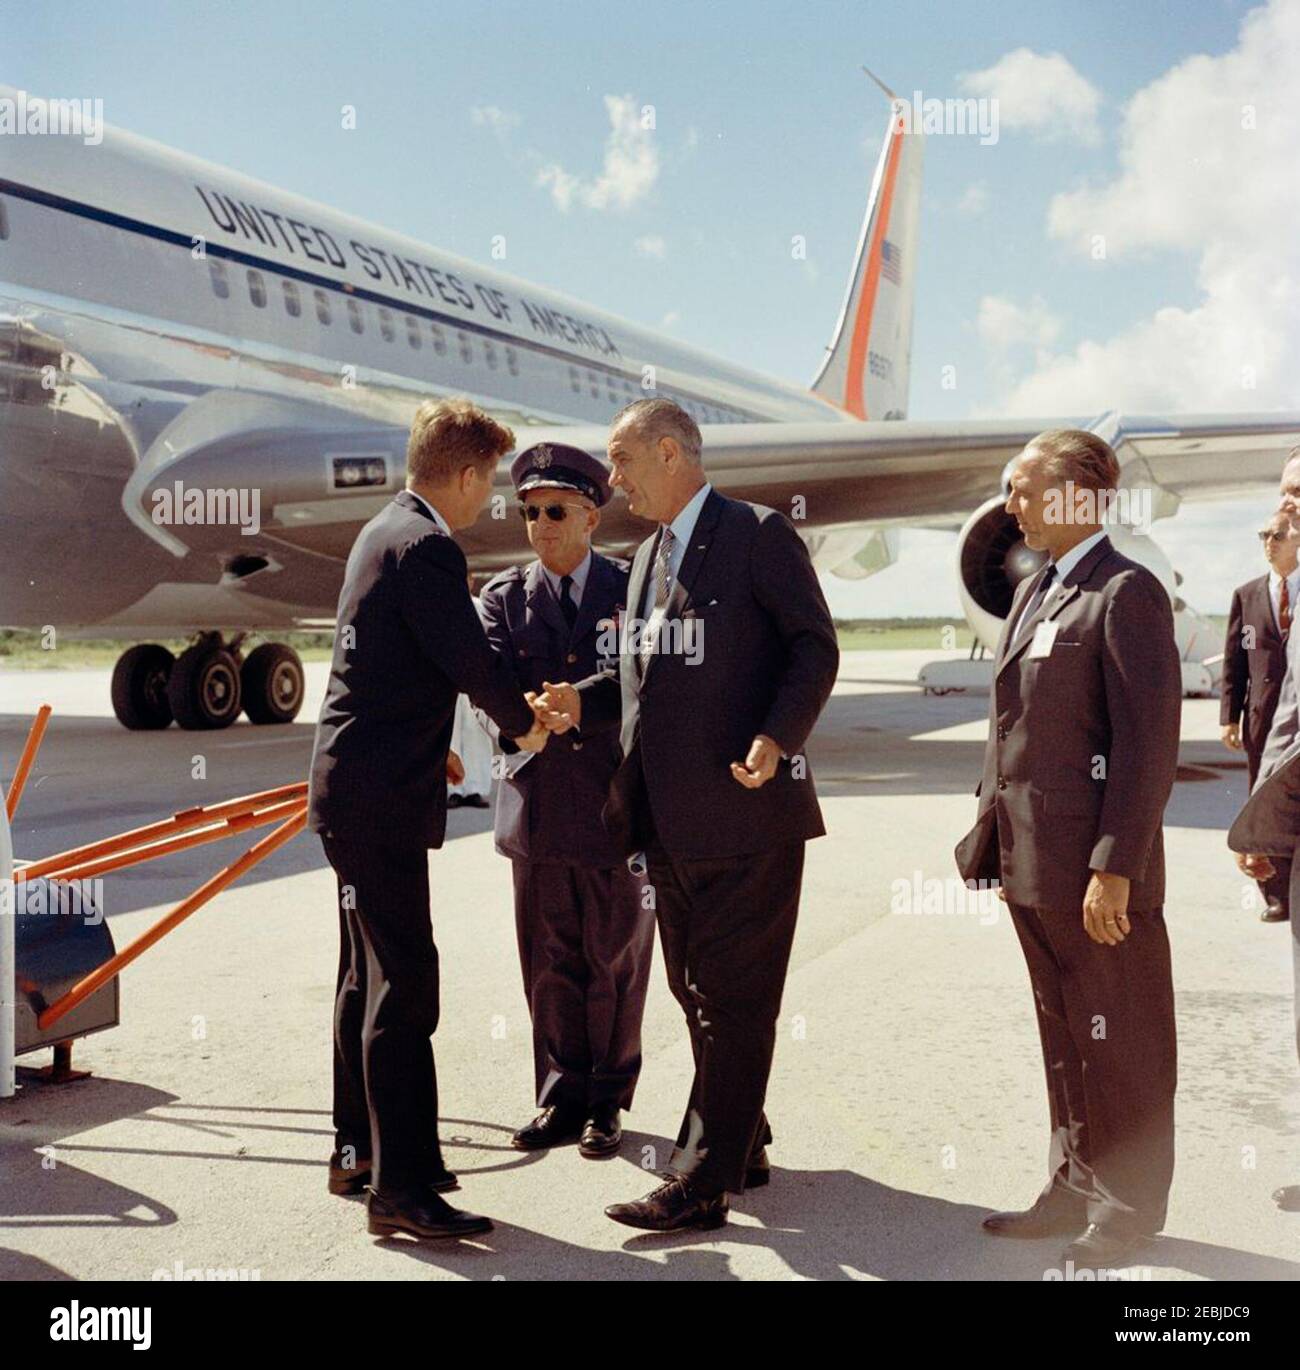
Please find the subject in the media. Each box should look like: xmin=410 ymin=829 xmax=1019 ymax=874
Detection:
xmin=167 ymin=635 xmax=243 ymax=730
xmin=110 ymin=643 xmax=175 ymax=730
xmin=240 ymin=642 xmax=305 ymax=725
xmin=110 ymin=636 xmax=305 ymax=730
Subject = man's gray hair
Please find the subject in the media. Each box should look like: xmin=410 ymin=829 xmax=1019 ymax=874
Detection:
xmin=1028 ymin=428 xmax=1120 ymax=494
xmin=612 ymin=397 xmax=703 ymax=466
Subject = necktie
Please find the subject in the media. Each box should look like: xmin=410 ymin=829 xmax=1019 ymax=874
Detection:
xmin=559 ymin=574 xmax=577 ymax=630
xmin=641 ymin=527 xmax=676 ymax=662
xmin=1019 ymin=564 xmax=1056 ymax=639
xmin=1281 ymin=577 xmax=1291 ymax=638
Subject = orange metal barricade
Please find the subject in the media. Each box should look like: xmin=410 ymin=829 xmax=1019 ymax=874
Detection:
xmin=36 ymin=801 xmax=308 ymax=1031
xmin=2 ymin=704 xmax=311 ymax=1042
xmin=5 ymin=704 xmax=51 ymax=820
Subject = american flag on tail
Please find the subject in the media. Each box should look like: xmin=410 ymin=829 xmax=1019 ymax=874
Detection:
xmin=881 ymin=239 xmax=902 ymax=284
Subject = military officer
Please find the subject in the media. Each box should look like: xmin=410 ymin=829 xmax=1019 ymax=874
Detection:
xmin=477 ymin=442 xmax=654 ymax=1159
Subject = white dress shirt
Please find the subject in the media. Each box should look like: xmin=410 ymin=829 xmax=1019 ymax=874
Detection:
xmin=1268 ymin=566 xmax=1300 ymax=634
xmin=640 ymin=483 xmax=713 ymax=624
xmin=1012 ymin=529 xmax=1107 ymax=641
xmin=406 ymin=488 xmax=452 ymax=537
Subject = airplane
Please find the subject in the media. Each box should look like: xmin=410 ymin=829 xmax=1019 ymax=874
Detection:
xmin=1 ymin=78 xmax=1296 ymax=730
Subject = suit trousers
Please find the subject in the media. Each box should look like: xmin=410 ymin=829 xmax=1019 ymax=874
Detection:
xmin=512 ymin=859 xmax=655 ymax=1112
xmin=324 ymin=834 xmax=445 ymax=1196
xmin=1008 ymin=901 xmax=1178 ymax=1233
xmin=1285 ymin=850 xmax=1300 ymax=1062
xmin=645 ymin=826 xmax=804 ymax=1195
xmin=1247 ymin=747 xmax=1292 ymax=915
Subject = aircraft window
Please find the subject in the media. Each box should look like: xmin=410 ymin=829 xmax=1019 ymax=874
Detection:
xmin=348 ymin=298 xmax=364 ymax=334
xmin=406 ymin=315 xmax=422 ymax=349
xmin=378 ymin=307 xmax=395 ymax=342
xmin=569 ymin=366 xmax=582 ymax=394
xmin=587 ymin=370 xmax=599 ymax=398
xmin=282 ymin=280 xmax=301 ymax=317
xmin=483 ymin=341 xmax=498 ymax=370
xmin=247 ymin=270 xmax=266 ymax=307
xmin=209 ymin=258 xmax=229 ymax=299
xmin=506 ymin=345 xmax=519 ymax=376
xmin=457 ymin=332 xmax=472 ymax=364
xmin=314 ymin=289 xmax=331 ymax=325
xmin=429 ymin=322 xmax=447 ymax=355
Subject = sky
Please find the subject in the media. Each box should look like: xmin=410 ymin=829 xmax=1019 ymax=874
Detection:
xmin=5 ymin=0 xmax=1298 ymax=618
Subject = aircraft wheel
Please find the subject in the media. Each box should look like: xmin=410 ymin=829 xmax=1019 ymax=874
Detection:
xmin=167 ymin=643 xmax=243 ymax=730
xmin=241 ymin=643 xmax=305 ymax=725
xmin=110 ymin=644 xmax=175 ymax=730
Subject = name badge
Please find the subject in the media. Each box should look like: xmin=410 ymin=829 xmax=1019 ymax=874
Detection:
xmin=1028 ymin=621 xmax=1059 ymax=659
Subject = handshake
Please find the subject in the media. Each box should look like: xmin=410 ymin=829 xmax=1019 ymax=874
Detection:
xmin=513 ymin=682 xmax=582 ymax=753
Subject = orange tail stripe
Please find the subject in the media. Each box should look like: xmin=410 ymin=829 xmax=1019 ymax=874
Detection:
xmin=843 ymin=123 xmax=905 ymax=419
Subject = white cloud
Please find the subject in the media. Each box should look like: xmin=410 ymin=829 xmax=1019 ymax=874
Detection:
xmin=634 ymin=234 xmax=666 ymax=259
xmin=470 ymin=105 xmax=520 ymax=133
xmin=535 ymin=93 xmax=659 ymax=213
xmin=957 ymin=180 xmax=989 ymax=215
xmin=959 ymin=47 xmax=1102 ymax=145
xmin=977 ymin=294 xmax=1062 ymax=353
xmin=981 ymin=0 xmax=1300 ymax=417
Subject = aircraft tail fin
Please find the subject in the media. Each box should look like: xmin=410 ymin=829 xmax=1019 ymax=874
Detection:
xmin=811 ymin=72 xmax=923 ymax=420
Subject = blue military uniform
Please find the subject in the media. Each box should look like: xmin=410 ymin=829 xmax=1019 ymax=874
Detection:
xmin=478 ymin=444 xmax=654 ymax=1119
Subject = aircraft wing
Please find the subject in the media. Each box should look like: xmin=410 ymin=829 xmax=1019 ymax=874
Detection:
xmin=120 ymin=393 xmax=1300 ymax=606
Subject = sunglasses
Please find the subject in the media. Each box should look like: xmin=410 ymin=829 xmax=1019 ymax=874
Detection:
xmin=519 ymin=502 xmax=588 ymax=523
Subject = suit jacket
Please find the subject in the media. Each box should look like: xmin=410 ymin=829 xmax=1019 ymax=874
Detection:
xmin=573 ymin=489 xmax=839 ymax=861
xmin=1221 ymin=575 xmax=1288 ymax=783
xmin=308 ymin=490 xmax=534 ymax=849
xmin=1228 ymin=738 xmax=1300 ymax=858
xmin=477 ymin=552 xmax=629 ymax=867
xmin=1255 ymin=599 xmax=1300 ymax=786
xmin=954 ymin=535 xmax=1182 ymax=912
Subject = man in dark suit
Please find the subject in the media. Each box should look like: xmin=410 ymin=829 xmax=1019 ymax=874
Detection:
xmin=1221 ymin=506 xmax=1293 ymax=920
xmin=476 ymin=442 xmax=654 ymax=1160
xmin=308 ymin=397 xmax=548 ymax=1241
xmin=1228 ymin=443 xmax=1300 ymax=1214
xmin=534 ymin=398 xmax=839 ymax=1232
xmin=1227 ymin=743 xmax=1300 ymax=1213
xmin=955 ymin=428 xmax=1182 ymax=1269
xmin=1223 ymin=510 xmax=1300 ymax=920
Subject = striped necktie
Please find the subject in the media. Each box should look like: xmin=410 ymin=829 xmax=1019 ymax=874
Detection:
xmin=641 ymin=527 xmax=676 ymax=663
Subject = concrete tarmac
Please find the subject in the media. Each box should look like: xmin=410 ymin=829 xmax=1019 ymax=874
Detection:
xmin=1 ymin=651 xmax=1296 ymax=1281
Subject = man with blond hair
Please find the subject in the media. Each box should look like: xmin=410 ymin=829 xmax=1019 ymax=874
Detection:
xmin=309 ymin=397 xmax=548 ymax=1242
xmin=956 ymin=428 xmax=1182 ymax=1268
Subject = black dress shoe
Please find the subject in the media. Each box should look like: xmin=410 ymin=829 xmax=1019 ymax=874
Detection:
xmin=1061 ymin=1223 xmax=1152 ymax=1267
xmin=328 ymin=1152 xmax=372 ymax=1196
xmin=511 ymin=1105 xmax=585 ymax=1150
xmin=366 ymin=1187 xmax=492 ymax=1240
xmin=983 ymin=1195 xmax=1087 ymax=1238
xmin=1273 ymin=1184 xmax=1300 ymax=1211
xmin=605 ymin=1176 xmax=728 ymax=1232
xmin=1261 ymin=901 xmax=1289 ymax=923
xmin=447 ymin=793 xmax=464 ymax=809
xmin=428 ymin=1167 xmax=459 ymax=1194
xmin=579 ymin=1107 xmax=622 ymax=1158
xmin=463 ymin=794 xmax=491 ymax=809
xmin=745 ymin=1146 xmax=771 ymax=1189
